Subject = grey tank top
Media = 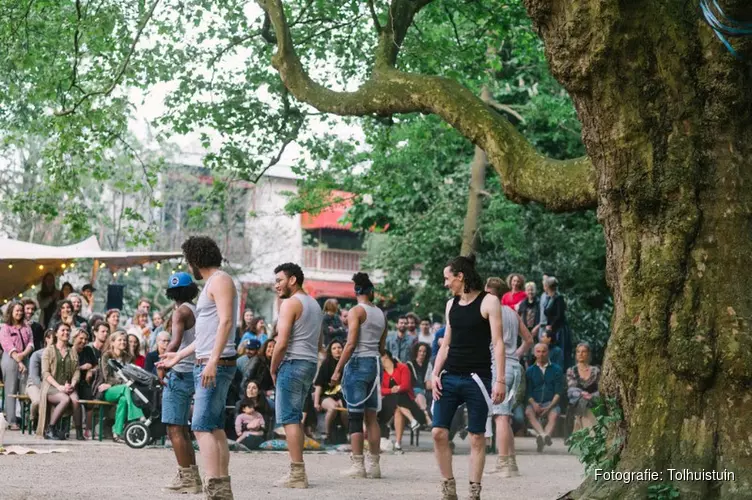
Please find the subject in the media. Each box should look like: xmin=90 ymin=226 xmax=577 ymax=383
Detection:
xmin=352 ymin=303 xmax=385 ymax=358
xmin=195 ymin=271 xmax=238 ymax=359
xmin=502 ymin=305 xmax=520 ymax=362
xmin=285 ymin=293 xmax=323 ymax=363
xmin=174 ymin=303 xmax=197 ymax=373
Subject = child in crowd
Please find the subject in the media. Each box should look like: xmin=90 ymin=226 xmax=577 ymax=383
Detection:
xmin=234 ymin=399 xmax=266 ymax=450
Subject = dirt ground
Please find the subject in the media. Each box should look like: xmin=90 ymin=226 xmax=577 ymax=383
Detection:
xmin=0 ymin=433 xmax=582 ymax=500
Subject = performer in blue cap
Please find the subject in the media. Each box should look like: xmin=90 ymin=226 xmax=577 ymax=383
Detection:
xmin=161 ymin=271 xmax=202 ymax=493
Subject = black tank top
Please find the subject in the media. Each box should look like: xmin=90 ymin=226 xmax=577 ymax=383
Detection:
xmin=444 ymin=291 xmax=492 ymax=379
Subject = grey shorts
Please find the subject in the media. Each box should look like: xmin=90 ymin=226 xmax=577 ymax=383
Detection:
xmin=491 ymin=361 xmax=521 ymax=416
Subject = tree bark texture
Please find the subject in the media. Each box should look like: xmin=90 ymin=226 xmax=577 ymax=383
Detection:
xmin=524 ymin=0 xmax=752 ymax=498
xmin=460 ymin=87 xmax=490 ymax=256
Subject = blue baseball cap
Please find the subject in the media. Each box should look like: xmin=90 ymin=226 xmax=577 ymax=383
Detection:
xmin=246 ymin=338 xmax=262 ymax=350
xmin=167 ymin=272 xmax=194 ymax=289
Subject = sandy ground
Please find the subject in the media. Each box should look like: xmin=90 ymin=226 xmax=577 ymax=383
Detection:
xmin=0 ymin=433 xmax=582 ymax=500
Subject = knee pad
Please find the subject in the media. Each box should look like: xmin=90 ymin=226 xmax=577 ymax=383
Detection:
xmin=349 ymin=412 xmax=364 ymax=434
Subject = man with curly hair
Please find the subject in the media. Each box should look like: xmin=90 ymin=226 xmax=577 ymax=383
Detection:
xmin=160 ymin=237 xmax=238 ymax=500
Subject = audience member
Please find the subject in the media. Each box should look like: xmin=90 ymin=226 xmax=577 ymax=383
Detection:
xmin=385 ymin=316 xmax=414 ymax=362
xmin=567 ymin=343 xmax=601 ymax=431
xmin=238 ymin=317 xmax=269 ymax=352
xmin=130 ymin=297 xmax=153 ymax=329
xmin=517 ymin=282 xmax=542 ymax=341
xmin=50 ymin=299 xmax=76 ymax=332
xmin=543 ymin=276 xmax=572 ymax=370
xmin=235 ymin=380 xmax=273 ymax=432
xmin=431 ymin=325 xmax=446 ymax=363
xmin=37 ymin=272 xmax=60 ymax=329
xmin=378 ymin=350 xmax=425 ymax=452
xmin=145 ymin=331 xmax=170 ymax=374
xmin=60 ymin=282 xmax=74 ymax=300
xmin=127 ymin=312 xmax=151 ymax=354
xmin=417 ymin=318 xmax=434 ymax=345
xmin=106 ymin=308 xmax=121 ymax=333
xmin=127 ymin=333 xmax=146 ymax=368
xmin=406 ymin=342 xmax=433 ymax=424
xmin=26 ymin=329 xmax=56 ymax=426
xmin=525 ymin=343 xmax=563 ymax=452
xmin=540 ymin=330 xmax=564 ymax=369
xmin=313 ymin=339 xmax=348 ymax=442
xmin=405 ymin=313 xmax=420 ymax=341
xmin=81 ymin=321 xmax=108 ymax=437
xmin=236 ymin=338 xmax=261 ymax=375
xmin=235 ymin=398 xmax=267 ymax=450
xmin=73 ymin=328 xmax=95 ymax=400
xmin=1 ymin=301 xmax=33 ymax=430
xmin=539 ymin=274 xmax=551 ymax=339
xmin=22 ymin=298 xmax=46 ymax=351
xmin=38 ymin=323 xmax=83 ymax=440
xmin=340 ymin=307 xmax=349 ymax=329
xmin=501 ymin=273 xmax=527 ymax=310
xmin=81 ymin=284 xmax=96 ymax=319
xmin=95 ymin=331 xmax=143 ymax=443
xmin=240 ymin=339 xmax=276 ymax=401
xmin=67 ymin=294 xmax=90 ymax=334
xmin=322 ymin=299 xmax=347 ymax=345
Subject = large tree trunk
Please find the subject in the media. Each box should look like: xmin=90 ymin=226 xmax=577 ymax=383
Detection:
xmin=525 ymin=1 xmax=752 ymax=498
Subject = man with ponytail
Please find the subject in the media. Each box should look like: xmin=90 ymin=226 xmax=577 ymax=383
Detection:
xmin=431 ymin=254 xmax=506 ymax=500
xmin=331 ymin=272 xmax=388 ymax=479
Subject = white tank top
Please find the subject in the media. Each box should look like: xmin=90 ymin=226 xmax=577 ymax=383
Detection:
xmin=173 ymin=303 xmax=196 ymax=373
xmin=284 ymin=293 xmax=323 ymax=363
xmin=194 ymin=271 xmax=238 ymax=359
xmin=352 ymin=303 xmax=385 ymax=358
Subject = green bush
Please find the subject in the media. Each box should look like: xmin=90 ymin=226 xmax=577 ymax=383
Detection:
xmin=566 ymin=397 xmax=624 ymax=475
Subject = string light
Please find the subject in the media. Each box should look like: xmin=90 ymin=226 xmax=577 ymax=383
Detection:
xmin=7 ymin=264 xmax=12 ymax=269
xmin=127 ymin=267 xmax=132 ymax=273
xmin=70 ymin=263 xmax=75 ymax=269
xmin=38 ymin=265 xmax=44 ymax=270
xmin=3 ymin=299 xmax=7 ymax=304
xmin=156 ymin=263 xmax=161 ymax=270
xmin=31 ymin=285 xmax=36 ymax=290
xmin=61 ymin=263 xmax=67 ymax=269
xmin=178 ymin=264 xmax=183 ymax=270
xmin=113 ymin=273 xmax=118 ymax=278
xmin=18 ymin=293 xmax=22 ymax=298
xmin=99 ymin=262 xmax=106 ymax=269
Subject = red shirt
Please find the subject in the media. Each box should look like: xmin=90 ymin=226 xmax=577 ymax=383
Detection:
xmin=133 ymin=355 xmax=146 ymax=369
xmin=501 ymin=291 xmax=527 ymax=309
xmin=381 ymin=362 xmax=415 ymax=400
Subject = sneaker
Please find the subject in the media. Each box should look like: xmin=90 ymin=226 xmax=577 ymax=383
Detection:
xmin=341 ymin=455 xmax=366 ymax=478
xmin=274 ymin=462 xmax=309 ymax=489
xmin=536 ymin=435 xmax=545 ymax=453
xmin=441 ymin=478 xmax=458 ymax=500
xmin=410 ymin=420 xmax=420 ymax=432
xmin=544 ymin=434 xmax=553 ymax=446
xmin=393 ymin=443 xmax=403 ymax=454
xmin=366 ymin=453 xmax=381 ymax=479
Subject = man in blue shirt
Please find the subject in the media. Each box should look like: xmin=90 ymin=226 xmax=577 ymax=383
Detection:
xmin=525 ymin=343 xmax=563 ymax=453
xmin=540 ymin=330 xmax=564 ymax=369
xmin=431 ymin=326 xmax=446 ymax=363
xmin=385 ymin=316 xmax=414 ymax=362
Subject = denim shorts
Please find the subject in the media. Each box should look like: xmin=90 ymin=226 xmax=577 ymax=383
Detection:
xmin=432 ymin=372 xmax=491 ymax=434
xmin=162 ymin=370 xmax=195 ymax=426
xmin=342 ymin=356 xmax=380 ymax=413
xmin=491 ymin=361 xmax=521 ymax=416
xmin=275 ymin=359 xmax=317 ymax=425
xmin=191 ymin=364 xmax=236 ymax=432
xmin=526 ymin=400 xmax=561 ymax=415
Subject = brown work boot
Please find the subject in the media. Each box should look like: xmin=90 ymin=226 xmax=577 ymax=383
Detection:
xmin=366 ymin=453 xmax=381 ymax=479
xmin=441 ymin=478 xmax=458 ymax=500
xmin=467 ymin=481 xmax=482 ymax=500
xmin=163 ymin=466 xmax=202 ymax=494
xmin=341 ymin=454 xmax=366 ymax=478
xmin=203 ymin=476 xmax=234 ymax=500
xmin=506 ymin=455 xmax=520 ymax=476
xmin=274 ymin=462 xmax=309 ymax=488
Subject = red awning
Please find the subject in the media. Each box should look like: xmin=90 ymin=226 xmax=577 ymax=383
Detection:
xmin=303 ymin=280 xmax=356 ymax=299
xmin=301 ymin=191 xmax=354 ymax=230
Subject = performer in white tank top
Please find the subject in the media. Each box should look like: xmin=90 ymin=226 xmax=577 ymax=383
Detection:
xmin=332 ymin=273 xmax=388 ymax=479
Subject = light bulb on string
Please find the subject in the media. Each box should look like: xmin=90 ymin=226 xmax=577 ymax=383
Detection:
xmin=113 ymin=273 xmax=118 ymax=278
xmin=8 ymin=264 xmax=12 ymax=269
xmin=99 ymin=262 xmax=106 ymax=269
xmin=38 ymin=265 xmax=44 ymax=270
xmin=61 ymin=263 xmax=67 ymax=269
xmin=70 ymin=263 xmax=75 ymax=269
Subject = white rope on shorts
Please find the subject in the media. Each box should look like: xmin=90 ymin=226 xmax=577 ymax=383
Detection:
xmin=340 ymin=355 xmax=381 ymax=411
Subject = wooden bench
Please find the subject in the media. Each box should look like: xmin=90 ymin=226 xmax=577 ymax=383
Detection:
xmin=79 ymin=400 xmax=116 ymax=441
xmin=8 ymin=394 xmax=31 ymax=434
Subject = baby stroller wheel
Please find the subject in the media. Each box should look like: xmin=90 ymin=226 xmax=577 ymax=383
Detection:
xmin=125 ymin=421 xmax=151 ymax=449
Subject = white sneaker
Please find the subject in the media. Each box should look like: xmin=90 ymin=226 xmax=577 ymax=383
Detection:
xmin=379 ymin=437 xmax=393 ymax=452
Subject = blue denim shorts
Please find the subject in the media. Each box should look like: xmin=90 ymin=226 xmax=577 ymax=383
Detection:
xmin=432 ymin=372 xmax=491 ymax=434
xmin=162 ymin=370 xmax=195 ymax=426
xmin=191 ymin=364 xmax=235 ymax=432
xmin=275 ymin=359 xmax=317 ymax=425
xmin=342 ymin=356 xmax=380 ymax=413
xmin=491 ymin=361 xmax=521 ymax=416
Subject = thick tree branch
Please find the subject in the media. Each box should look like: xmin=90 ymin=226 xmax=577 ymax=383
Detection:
xmin=375 ymin=0 xmax=435 ymax=69
xmin=257 ymin=0 xmax=596 ymax=211
xmin=366 ymin=0 xmax=382 ymax=33
xmin=55 ymin=0 xmax=161 ymax=116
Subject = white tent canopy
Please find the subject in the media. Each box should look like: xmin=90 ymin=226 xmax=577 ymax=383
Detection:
xmin=0 ymin=236 xmax=182 ymax=301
